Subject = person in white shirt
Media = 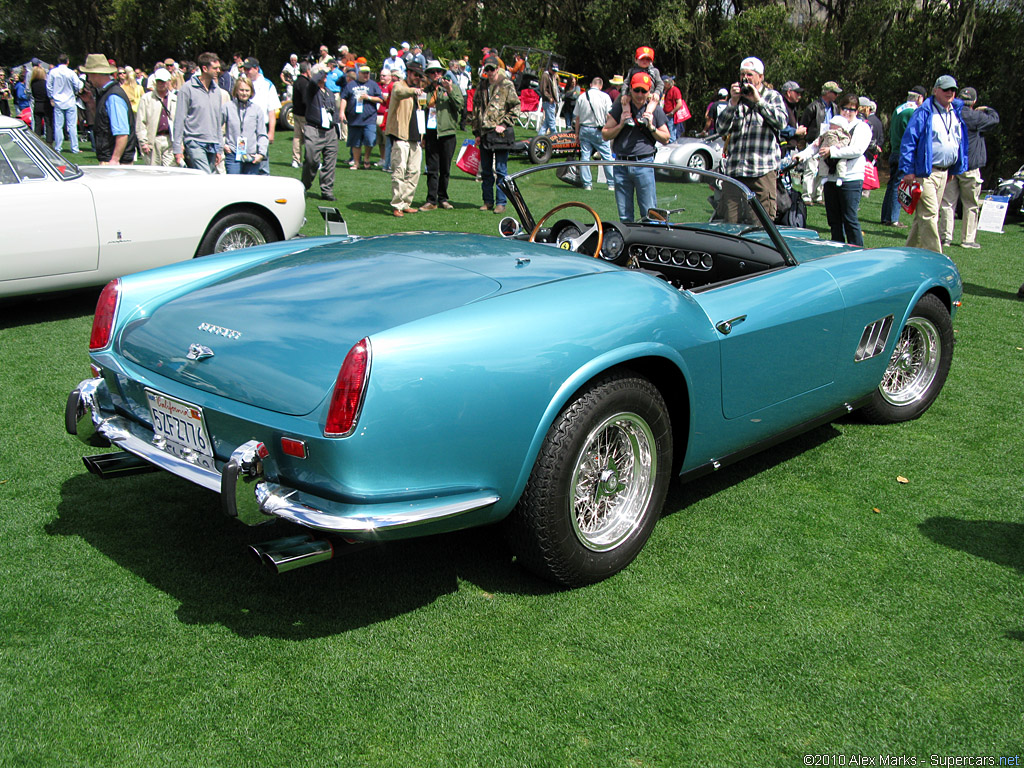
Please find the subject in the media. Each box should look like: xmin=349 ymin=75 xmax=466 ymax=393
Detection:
xmin=46 ymin=53 xmax=81 ymax=153
xmin=573 ymin=77 xmax=615 ymax=191
xmin=242 ymin=57 xmax=281 ymax=174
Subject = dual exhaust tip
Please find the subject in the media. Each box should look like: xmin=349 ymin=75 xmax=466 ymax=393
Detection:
xmin=249 ymin=534 xmax=334 ymax=574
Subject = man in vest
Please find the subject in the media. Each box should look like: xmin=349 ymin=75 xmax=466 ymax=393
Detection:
xmin=80 ymin=53 xmax=137 ymax=165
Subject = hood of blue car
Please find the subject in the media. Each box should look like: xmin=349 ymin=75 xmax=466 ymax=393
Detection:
xmin=118 ymin=233 xmax=615 ymax=415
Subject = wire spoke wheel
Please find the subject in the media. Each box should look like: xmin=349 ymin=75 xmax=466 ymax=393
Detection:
xmin=880 ymin=317 xmax=941 ymax=406
xmin=570 ymin=412 xmax=657 ymax=551
xmin=214 ymin=223 xmax=268 ymax=252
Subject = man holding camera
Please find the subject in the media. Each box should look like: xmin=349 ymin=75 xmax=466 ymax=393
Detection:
xmin=715 ymin=56 xmax=787 ymax=221
xmin=419 ymin=60 xmax=464 ymax=211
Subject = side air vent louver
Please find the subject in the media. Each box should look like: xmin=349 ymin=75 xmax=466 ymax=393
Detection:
xmin=854 ymin=315 xmax=894 ymax=362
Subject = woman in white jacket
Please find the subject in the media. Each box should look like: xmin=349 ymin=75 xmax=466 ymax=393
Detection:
xmin=795 ymin=93 xmax=872 ymax=245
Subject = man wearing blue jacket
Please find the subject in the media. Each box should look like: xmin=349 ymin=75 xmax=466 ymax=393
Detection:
xmin=899 ymin=75 xmax=968 ymax=254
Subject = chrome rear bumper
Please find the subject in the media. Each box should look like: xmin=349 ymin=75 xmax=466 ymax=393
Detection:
xmin=66 ymin=378 xmax=500 ymax=534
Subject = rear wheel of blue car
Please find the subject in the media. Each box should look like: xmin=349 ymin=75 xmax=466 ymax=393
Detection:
xmin=862 ymin=294 xmax=953 ymax=423
xmin=507 ymin=373 xmax=672 ymax=587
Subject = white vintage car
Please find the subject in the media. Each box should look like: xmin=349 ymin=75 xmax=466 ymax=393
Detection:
xmin=0 ymin=115 xmax=306 ymax=298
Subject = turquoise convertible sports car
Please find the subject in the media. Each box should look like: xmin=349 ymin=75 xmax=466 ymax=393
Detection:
xmin=66 ymin=161 xmax=961 ymax=587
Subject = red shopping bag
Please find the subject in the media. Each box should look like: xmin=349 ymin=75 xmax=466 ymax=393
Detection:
xmin=897 ymin=178 xmax=922 ymax=214
xmin=456 ymin=139 xmax=480 ymax=176
xmin=863 ymin=162 xmax=879 ymax=191
xmin=674 ymin=99 xmax=691 ymax=124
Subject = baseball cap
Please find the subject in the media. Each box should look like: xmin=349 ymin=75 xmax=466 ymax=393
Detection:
xmin=718 ymin=87 xmax=728 ymax=97
xmin=934 ymin=74 xmax=957 ymax=90
xmin=482 ymin=55 xmax=500 ymax=71
xmin=858 ymin=96 xmax=872 ymax=107
xmin=782 ymin=80 xmax=803 ymax=92
xmin=358 ymin=65 xmax=371 ymax=73
xmin=242 ymin=57 xmax=260 ymax=69
xmin=910 ymin=85 xmax=927 ymax=97
xmin=390 ymin=47 xmax=398 ymax=57
xmin=822 ymin=81 xmax=842 ymax=93
xmin=959 ymin=86 xmax=977 ymax=102
xmin=631 ymin=72 xmax=653 ymax=90
xmin=609 ymin=74 xmax=624 ymax=85
xmin=635 ymin=46 xmax=655 ymax=62
xmin=739 ymin=57 xmax=764 ymax=75
xmin=153 ymin=69 xmax=172 ymax=82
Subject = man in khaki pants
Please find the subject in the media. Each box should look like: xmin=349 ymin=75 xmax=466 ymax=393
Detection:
xmin=898 ymin=75 xmax=968 ymax=254
xmin=938 ymin=86 xmax=999 ymax=249
xmin=385 ymin=62 xmax=425 ymax=217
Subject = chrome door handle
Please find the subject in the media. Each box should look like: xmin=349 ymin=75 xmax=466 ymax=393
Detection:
xmin=715 ymin=315 xmax=747 ymax=335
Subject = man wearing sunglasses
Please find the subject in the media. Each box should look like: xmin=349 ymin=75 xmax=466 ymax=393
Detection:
xmin=898 ymin=75 xmax=968 ymax=254
xmin=601 ymin=72 xmax=670 ymax=222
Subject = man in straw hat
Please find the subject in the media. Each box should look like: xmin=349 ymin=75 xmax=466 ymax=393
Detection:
xmin=80 ymin=53 xmax=138 ymax=165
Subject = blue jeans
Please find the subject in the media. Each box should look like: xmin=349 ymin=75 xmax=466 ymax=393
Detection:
xmin=224 ymin=157 xmax=262 ymax=174
xmin=578 ymin=126 xmax=614 ymax=188
xmin=880 ymin=155 xmax=902 ymax=224
xmin=183 ymin=140 xmax=220 ymax=173
xmin=540 ymin=101 xmax=557 ymax=134
xmin=52 ymin=104 xmax=78 ymax=152
xmin=479 ymin=146 xmax=508 ymax=207
xmin=613 ymin=165 xmax=657 ymax=222
xmin=383 ymin=135 xmax=393 ymax=170
xmin=823 ymin=179 xmax=864 ymax=246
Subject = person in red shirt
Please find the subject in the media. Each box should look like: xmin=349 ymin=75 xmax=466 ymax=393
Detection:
xmin=661 ymin=74 xmax=688 ymax=142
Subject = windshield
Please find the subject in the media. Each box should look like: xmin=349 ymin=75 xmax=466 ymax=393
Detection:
xmin=504 ymin=160 xmax=775 ymax=243
xmin=6 ymin=123 xmax=82 ymax=180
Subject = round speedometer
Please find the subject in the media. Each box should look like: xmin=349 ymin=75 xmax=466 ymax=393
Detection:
xmin=599 ymin=229 xmax=625 ymax=262
xmin=555 ymin=224 xmax=583 ymax=249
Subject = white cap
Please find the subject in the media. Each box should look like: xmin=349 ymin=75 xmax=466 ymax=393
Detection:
xmin=739 ymin=56 xmax=764 ymax=75
xmin=153 ymin=69 xmax=172 ymax=82
xmin=401 ymin=42 xmax=410 ymax=49
xmin=390 ymin=47 xmax=398 ymax=56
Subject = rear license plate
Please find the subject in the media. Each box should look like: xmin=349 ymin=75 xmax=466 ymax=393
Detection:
xmin=145 ymin=389 xmax=213 ymax=458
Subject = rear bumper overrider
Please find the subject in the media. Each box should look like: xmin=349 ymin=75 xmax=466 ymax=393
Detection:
xmin=66 ymin=377 xmax=500 ymax=534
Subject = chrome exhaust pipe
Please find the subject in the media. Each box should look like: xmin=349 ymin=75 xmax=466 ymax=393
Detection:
xmin=248 ymin=534 xmax=335 ymax=574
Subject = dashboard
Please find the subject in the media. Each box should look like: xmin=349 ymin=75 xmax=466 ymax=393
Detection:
xmin=538 ymin=218 xmax=788 ymax=291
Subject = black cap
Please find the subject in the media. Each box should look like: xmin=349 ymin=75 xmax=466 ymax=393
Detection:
xmin=242 ymin=57 xmax=259 ymax=69
xmin=482 ymin=55 xmax=500 ymax=70
xmin=910 ymin=85 xmax=927 ymax=96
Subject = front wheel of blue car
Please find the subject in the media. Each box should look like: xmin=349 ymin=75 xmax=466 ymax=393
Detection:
xmin=861 ymin=294 xmax=953 ymax=424
xmin=506 ymin=373 xmax=672 ymax=587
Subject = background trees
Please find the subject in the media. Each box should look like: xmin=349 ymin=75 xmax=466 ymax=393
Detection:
xmin=2 ymin=0 xmax=1019 ymax=173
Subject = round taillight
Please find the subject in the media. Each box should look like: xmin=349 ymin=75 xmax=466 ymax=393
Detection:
xmin=89 ymin=280 xmax=120 ymax=350
xmin=324 ymin=338 xmax=371 ymax=437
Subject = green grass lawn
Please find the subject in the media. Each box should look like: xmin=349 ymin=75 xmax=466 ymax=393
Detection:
xmin=1 ymin=131 xmax=1022 ymax=767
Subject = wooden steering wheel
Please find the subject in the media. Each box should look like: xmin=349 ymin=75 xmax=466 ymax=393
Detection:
xmin=528 ymin=202 xmax=604 ymax=258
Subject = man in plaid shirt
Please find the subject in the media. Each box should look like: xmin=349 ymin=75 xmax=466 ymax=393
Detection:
xmin=715 ymin=56 xmax=788 ymax=221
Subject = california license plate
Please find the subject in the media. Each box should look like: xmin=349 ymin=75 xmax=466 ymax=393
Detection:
xmin=145 ymin=389 xmax=213 ymax=458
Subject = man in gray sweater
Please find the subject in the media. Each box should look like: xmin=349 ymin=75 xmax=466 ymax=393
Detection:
xmin=173 ymin=52 xmax=224 ymax=172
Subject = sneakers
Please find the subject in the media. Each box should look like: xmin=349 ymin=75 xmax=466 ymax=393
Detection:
xmin=583 ymin=185 xmax=592 ymax=191
xmin=882 ymin=221 xmax=908 ymax=228
xmin=291 ymin=160 xmax=300 ymax=168
xmin=607 ymin=185 xmax=615 ymax=191
xmin=960 ymin=242 xmax=981 ymax=249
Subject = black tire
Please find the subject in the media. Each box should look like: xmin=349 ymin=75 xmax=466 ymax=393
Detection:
xmin=196 ymin=211 xmax=278 ymax=256
xmin=277 ymin=102 xmax=293 ymax=131
xmin=528 ymin=134 xmax=554 ymax=164
xmin=505 ymin=373 xmax=673 ymax=587
xmin=861 ymin=294 xmax=953 ymax=423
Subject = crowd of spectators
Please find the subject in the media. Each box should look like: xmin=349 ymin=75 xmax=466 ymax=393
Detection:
xmin=0 ymin=45 xmax=1001 ymax=251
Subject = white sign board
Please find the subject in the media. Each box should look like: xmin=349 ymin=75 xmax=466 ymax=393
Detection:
xmin=978 ymin=195 xmax=1010 ymax=234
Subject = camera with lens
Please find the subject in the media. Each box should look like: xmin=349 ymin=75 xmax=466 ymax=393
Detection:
xmin=740 ymin=83 xmax=755 ymax=97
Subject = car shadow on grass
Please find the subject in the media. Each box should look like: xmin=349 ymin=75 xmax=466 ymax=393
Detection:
xmin=0 ymin=288 xmax=100 ymax=330
xmin=918 ymin=516 xmax=1024 ymax=642
xmin=662 ymin=421 xmax=843 ymax=513
xmin=49 ymin=471 xmax=556 ymax=639
xmin=961 ymin=281 xmax=1021 ymax=301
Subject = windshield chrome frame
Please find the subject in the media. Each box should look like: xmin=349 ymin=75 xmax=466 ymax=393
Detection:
xmin=500 ymin=160 xmax=796 ymax=267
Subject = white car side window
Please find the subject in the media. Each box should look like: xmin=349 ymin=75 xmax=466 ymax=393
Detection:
xmin=0 ymin=133 xmax=47 ymax=182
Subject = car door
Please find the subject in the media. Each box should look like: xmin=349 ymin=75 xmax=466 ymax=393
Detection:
xmin=691 ymin=264 xmax=846 ymax=422
xmin=0 ymin=130 xmax=99 ymax=284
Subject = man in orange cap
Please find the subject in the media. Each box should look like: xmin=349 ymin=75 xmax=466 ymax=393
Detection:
xmin=602 ymin=71 xmax=671 ymax=221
